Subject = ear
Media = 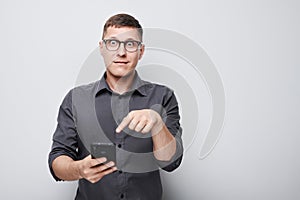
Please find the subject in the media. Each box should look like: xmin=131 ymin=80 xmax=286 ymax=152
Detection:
xmin=138 ymin=44 xmax=145 ymax=60
xmin=99 ymin=41 xmax=104 ymax=56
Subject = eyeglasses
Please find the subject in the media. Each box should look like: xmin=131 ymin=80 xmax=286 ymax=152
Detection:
xmin=102 ymin=39 xmax=142 ymax=52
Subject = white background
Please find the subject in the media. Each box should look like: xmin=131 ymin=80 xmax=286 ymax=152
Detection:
xmin=0 ymin=0 xmax=299 ymax=199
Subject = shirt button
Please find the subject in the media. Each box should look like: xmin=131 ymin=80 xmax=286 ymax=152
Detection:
xmin=120 ymin=193 xmax=124 ymax=199
xmin=118 ymin=144 xmax=122 ymax=148
xmin=119 ymin=170 xmax=123 ymax=174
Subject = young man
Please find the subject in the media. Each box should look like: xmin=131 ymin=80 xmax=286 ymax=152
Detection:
xmin=48 ymin=13 xmax=183 ymax=200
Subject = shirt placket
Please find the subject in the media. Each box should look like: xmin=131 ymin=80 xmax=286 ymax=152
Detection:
xmin=112 ymin=93 xmax=131 ymax=198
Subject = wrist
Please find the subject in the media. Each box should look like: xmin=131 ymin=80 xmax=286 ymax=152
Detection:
xmin=69 ymin=160 xmax=83 ymax=180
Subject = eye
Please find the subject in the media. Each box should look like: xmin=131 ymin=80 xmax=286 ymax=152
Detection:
xmin=108 ymin=40 xmax=118 ymax=46
xmin=126 ymin=41 xmax=135 ymax=47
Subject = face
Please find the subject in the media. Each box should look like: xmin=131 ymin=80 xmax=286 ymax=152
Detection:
xmin=99 ymin=26 xmax=144 ymax=79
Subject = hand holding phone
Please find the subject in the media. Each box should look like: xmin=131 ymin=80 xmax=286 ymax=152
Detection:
xmin=90 ymin=143 xmax=116 ymax=164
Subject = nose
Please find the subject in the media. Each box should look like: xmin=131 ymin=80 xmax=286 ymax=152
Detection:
xmin=117 ymin=43 xmax=126 ymax=56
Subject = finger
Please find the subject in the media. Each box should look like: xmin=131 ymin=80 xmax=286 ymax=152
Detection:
xmin=88 ymin=173 xmax=104 ymax=183
xmin=104 ymin=161 xmax=115 ymax=169
xmin=128 ymin=119 xmax=139 ymax=130
xmin=141 ymin=121 xmax=154 ymax=134
xmin=135 ymin=120 xmax=147 ymax=132
xmin=95 ymin=161 xmax=115 ymax=173
xmin=102 ymin=166 xmax=118 ymax=175
xmin=116 ymin=113 xmax=133 ymax=133
xmin=90 ymin=167 xmax=118 ymax=183
xmin=90 ymin=157 xmax=107 ymax=167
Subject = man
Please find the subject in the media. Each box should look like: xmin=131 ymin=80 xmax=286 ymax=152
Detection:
xmin=48 ymin=13 xmax=183 ymax=200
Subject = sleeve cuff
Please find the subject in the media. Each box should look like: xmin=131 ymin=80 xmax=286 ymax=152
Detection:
xmin=155 ymin=138 xmax=183 ymax=172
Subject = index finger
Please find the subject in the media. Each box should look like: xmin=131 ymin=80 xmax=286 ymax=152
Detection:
xmin=116 ymin=114 xmax=132 ymax=133
xmin=90 ymin=157 xmax=107 ymax=167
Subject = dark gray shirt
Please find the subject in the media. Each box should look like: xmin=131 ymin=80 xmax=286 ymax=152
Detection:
xmin=48 ymin=72 xmax=183 ymax=200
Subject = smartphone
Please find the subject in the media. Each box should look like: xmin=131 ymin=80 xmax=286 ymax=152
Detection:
xmin=90 ymin=143 xmax=116 ymax=164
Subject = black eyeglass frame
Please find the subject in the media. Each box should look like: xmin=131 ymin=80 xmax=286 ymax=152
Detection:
xmin=102 ymin=39 xmax=143 ymax=52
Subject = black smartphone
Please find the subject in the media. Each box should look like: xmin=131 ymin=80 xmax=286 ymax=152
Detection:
xmin=90 ymin=143 xmax=116 ymax=164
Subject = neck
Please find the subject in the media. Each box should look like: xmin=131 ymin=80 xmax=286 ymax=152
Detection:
xmin=106 ymin=70 xmax=136 ymax=94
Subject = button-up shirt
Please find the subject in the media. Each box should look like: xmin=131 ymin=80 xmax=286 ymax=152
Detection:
xmin=48 ymin=71 xmax=183 ymax=200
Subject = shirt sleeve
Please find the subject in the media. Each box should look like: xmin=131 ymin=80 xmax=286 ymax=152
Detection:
xmin=154 ymin=88 xmax=184 ymax=172
xmin=48 ymin=90 xmax=78 ymax=181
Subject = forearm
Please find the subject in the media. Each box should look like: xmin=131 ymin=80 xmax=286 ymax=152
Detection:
xmin=52 ymin=155 xmax=82 ymax=181
xmin=152 ymin=124 xmax=176 ymax=161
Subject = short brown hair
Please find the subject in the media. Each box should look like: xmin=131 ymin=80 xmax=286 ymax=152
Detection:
xmin=102 ymin=13 xmax=143 ymax=40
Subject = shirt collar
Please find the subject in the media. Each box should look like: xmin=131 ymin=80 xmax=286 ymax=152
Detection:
xmin=95 ymin=71 xmax=148 ymax=97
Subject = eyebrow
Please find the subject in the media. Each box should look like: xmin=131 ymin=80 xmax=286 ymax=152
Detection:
xmin=105 ymin=36 xmax=140 ymax=41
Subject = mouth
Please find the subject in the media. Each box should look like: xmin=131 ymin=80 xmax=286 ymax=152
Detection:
xmin=114 ymin=61 xmax=129 ymax=65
